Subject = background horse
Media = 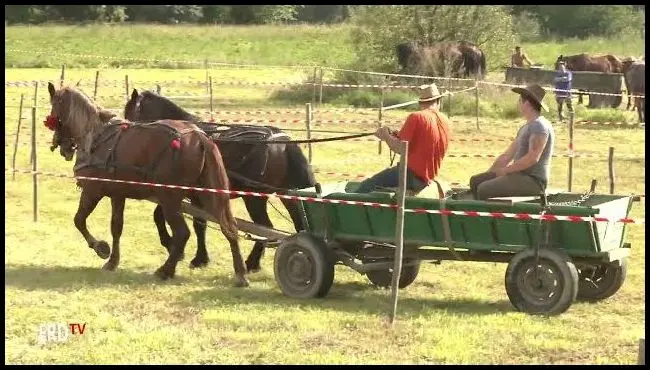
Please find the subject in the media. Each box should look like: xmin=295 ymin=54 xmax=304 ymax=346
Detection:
xmin=556 ymin=53 xmax=623 ymax=106
xmin=623 ymin=61 xmax=645 ymax=123
xmin=396 ymin=40 xmax=487 ymax=80
xmin=124 ymin=89 xmax=316 ymax=273
xmin=47 ymin=82 xmax=249 ymax=287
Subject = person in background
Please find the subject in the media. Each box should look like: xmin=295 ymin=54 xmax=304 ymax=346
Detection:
xmin=468 ymin=84 xmax=554 ymax=200
xmin=356 ymin=84 xmax=451 ymax=194
xmin=511 ymin=46 xmax=533 ymax=68
xmin=553 ymin=60 xmax=574 ymax=122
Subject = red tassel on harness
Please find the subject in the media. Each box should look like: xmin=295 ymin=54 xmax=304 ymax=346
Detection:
xmin=171 ymin=138 xmax=181 ymax=149
xmin=44 ymin=115 xmax=58 ymax=131
xmin=120 ymin=123 xmax=129 ymax=130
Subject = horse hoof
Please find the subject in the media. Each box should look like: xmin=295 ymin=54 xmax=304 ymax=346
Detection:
xmin=154 ymin=267 xmax=174 ymax=281
xmin=245 ymin=261 xmax=262 ymax=274
xmin=189 ymin=257 xmax=209 ymax=269
xmin=102 ymin=262 xmax=117 ymax=271
xmin=233 ymin=276 xmax=250 ymax=288
xmin=92 ymin=241 xmax=111 ymax=260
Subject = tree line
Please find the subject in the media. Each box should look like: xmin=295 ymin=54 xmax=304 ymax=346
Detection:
xmin=5 ymin=5 xmax=644 ymax=40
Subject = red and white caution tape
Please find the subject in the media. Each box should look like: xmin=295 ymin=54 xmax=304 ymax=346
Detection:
xmin=5 ymin=167 xmax=644 ymax=225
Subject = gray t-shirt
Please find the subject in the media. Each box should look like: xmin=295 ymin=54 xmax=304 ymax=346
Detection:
xmin=513 ymin=116 xmax=554 ymax=188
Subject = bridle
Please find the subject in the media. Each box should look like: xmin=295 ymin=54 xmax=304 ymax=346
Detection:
xmin=46 ymin=114 xmax=77 ymax=154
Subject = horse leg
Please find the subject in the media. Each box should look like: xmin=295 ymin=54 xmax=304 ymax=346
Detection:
xmin=153 ymin=205 xmax=172 ymax=253
xmin=189 ymin=196 xmax=209 ymax=269
xmin=154 ymin=198 xmax=190 ymax=280
xmin=243 ymin=196 xmax=273 ymax=273
xmin=74 ymin=189 xmax=110 ymax=260
xmin=281 ymin=198 xmax=306 ymax=232
xmin=103 ymin=197 xmax=125 ymax=271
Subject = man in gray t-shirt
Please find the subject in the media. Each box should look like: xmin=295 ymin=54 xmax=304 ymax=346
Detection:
xmin=468 ymin=84 xmax=555 ymax=200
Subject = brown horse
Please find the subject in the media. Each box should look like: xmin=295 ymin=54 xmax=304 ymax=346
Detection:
xmin=556 ymin=53 xmax=623 ymax=105
xmin=46 ymin=82 xmax=249 ymax=287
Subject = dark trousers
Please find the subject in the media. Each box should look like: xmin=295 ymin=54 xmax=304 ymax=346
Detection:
xmin=356 ymin=166 xmax=427 ymax=193
xmin=556 ymin=96 xmax=574 ymax=121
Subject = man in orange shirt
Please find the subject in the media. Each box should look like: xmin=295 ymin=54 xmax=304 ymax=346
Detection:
xmin=356 ymin=84 xmax=451 ymax=194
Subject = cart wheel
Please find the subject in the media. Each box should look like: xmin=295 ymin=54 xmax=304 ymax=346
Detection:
xmin=577 ymin=259 xmax=628 ymax=302
xmin=273 ymin=232 xmax=335 ymax=299
xmin=505 ymin=249 xmax=579 ymax=316
xmin=365 ymin=260 xmax=421 ymax=289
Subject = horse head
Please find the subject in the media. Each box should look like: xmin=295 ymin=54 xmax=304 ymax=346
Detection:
xmin=124 ymin=89 xmax=198 ymax=123
xmin=47 ymin=82 xmax=114 ymax=158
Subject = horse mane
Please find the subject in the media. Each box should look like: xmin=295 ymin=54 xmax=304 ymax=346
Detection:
xmin=140 ymin=91 xmax=200 ymax=122
xmin=57 ymin=86 xmax=112 ymax=148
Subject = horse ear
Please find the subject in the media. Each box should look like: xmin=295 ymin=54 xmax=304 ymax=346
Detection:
xmin=131 ymin=89 xmax=139 ymax=101
xmin=48 ymin=82 xmax=56 ymax=99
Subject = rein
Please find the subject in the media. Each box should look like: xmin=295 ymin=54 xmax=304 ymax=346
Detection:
xmin=212 ymin=132 xmax=375 ymax=145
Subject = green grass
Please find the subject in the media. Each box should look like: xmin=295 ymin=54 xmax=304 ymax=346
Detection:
xmin=4 ymin=24 xmax=644 ymax=70
xmin=4 ymin=65 xmax=645 ymax=364
xmin=4 ymin=24 xmax=356 ymax=69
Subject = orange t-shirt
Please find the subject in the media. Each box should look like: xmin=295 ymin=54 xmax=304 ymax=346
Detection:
xmin=397 ymin=109 xmax=451 ymax=184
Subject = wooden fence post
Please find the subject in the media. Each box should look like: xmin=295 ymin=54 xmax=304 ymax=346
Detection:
xmin=305 ymin=103 xmax=313 ymax=164
xmin=378 ymin=85 xmax=385 ymax=156
xmin=31 ymin=107 xmax=39 ymax=222
xmin=475 ymin=77 xmax=480 ymax=131
xmin=639 ymin=338 xmax=645 ymax=365
xmin=12 ymin=93 xmax=25 ymax=180
xmin=568 ymin=112 xmax=575 ymax=192
xmin=608 ymin=147 xmax=615 ymax=194
xmin=204 ymin=58 xmax=209 ymax=94
xmin=30 ymin=81 xmax=39 ymax=166
xmin=447 ymin=78 xmax=453 ymax=117
xmin=389 ymin=140 xmax=408 ymax=326
xmin=318 ymin=67 xmax=325 ymax=106
xmin=209 ymin=76 xmax=214 ymax=121
xmin=93 ymin=70 xmax=100 ymax=101
xmin=311 ymin=67 xmax=318 ymax=106
xmin=60 ymin=64 xmax=65 ymax=88
xmin=124 ymin=75 xmax=129 ymax=103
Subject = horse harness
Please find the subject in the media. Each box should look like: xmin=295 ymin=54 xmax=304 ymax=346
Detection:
xmin=74 ymin=118 xmax=204 ymax=183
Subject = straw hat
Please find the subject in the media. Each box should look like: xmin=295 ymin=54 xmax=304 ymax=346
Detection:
xmin=415 ymin=84 xmax=446 ymax=102
xmin=511 ymin=83 xmax=549 ymax=112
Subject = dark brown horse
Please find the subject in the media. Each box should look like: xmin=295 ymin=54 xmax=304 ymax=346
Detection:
xmin=556 ymin=53 xmax=624 ymax=105
xmin=46 ymin=82 xmax=249 ymax=287
xmin=623 ymin=61 xmax=645 ymax=122
xmin=622 ymin=57 xmax=643 ymax=111
xmin=396 ymin=40 xmax=487 ymax=79
xmin=124 ymin=89 xmax=316 ymax=273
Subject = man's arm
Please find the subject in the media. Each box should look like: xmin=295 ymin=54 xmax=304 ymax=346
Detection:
xmin=524 ymin=54 xmax=533 ymax=66
xmin=489 ymin=139 xmax=518 ymax=171
xmin=501 ymin=133 xmax=548 ymax=175
xmin=382 ymin=132 xmax=408 ymax=153
xmin=511 ymin=55 xmax=516 ymax=67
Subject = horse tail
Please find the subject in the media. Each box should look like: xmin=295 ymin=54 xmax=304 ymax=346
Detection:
xmin=479 ymin=51 xmax=487 ymax=79
xmin=285 ymin=143 xmax=317 ymax=189
xmin=197 ymin=135 xmax=238 ymax=240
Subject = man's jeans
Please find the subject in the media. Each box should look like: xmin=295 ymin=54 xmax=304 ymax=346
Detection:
xmin=356 ymin=166 xmax=427 ymax=193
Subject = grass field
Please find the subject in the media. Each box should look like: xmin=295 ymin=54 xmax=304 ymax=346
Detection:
xmin=4 ymin=25 xmax=646 ymax=365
